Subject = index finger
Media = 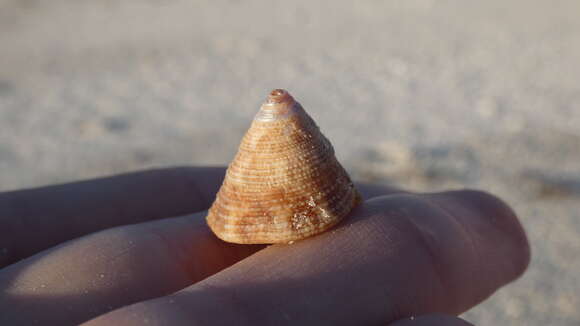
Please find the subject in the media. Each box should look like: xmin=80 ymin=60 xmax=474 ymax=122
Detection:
xmin=0 ymin=167 xmax=225 ymax=267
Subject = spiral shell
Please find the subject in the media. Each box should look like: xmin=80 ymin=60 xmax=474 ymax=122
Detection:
xmin=206 ymin=89 xmax=361 ymax=244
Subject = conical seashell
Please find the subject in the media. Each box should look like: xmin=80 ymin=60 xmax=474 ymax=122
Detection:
xmin=207 ymin=89 xmax=361 ymax=244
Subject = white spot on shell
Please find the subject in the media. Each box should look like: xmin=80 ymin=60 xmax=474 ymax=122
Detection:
xmin=291 ymin=212 xmax=311 ymax=229
xmin=308 ymin=196 xmax=316 ymax=207
xmin=318 ymin=207 xmax=331 ymax=221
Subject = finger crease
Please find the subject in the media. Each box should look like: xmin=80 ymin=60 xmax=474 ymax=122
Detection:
xmin=423 ymin=197 xmax=483 ymax=304
xmin=146 ymin=227 xmax=197 ymax=282
xmin=400 ymin=210 xmax=449 ymax=298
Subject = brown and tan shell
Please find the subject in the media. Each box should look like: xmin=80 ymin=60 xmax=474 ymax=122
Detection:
xmin=206 ymin=89 xmax=361 ymax=244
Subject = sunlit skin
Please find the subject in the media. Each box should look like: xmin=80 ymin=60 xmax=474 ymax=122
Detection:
xmin=0 ymin=167 xmax=529 ymax=325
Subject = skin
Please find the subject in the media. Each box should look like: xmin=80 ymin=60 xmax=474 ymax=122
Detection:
xmin=0 ymin=167 xmax=530 ymax=325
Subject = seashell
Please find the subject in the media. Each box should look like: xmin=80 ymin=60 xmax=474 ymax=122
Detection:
xmin=206 ymin=89 xmax=361 ymax=244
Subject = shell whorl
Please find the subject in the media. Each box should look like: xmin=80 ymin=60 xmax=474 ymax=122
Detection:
xmin=206 ymin=89 xmax=361 ymax=244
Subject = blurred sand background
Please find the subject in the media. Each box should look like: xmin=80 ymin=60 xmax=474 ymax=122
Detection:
xmin=1 ymin=0 xmax=579 ymax=324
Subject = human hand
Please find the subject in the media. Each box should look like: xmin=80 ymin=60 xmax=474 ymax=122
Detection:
xmin=0 ymin=167 xmax=529 ymax=325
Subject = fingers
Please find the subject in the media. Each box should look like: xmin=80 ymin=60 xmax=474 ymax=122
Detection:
xmin=389 ymin=314 xmax=474 ymax=326
xmin=0 ymin=166 xmax=395 ymax=268
xmin=0 ymin=178 xmax=399 ymax=326
xmin=0 ymin=167 xmax=397 ymax=268
xmin=85 ymin=190 xmax=529 ymax=326
xmin=0 ymin=167 xmax=225 ymax=267
xmin=0 ymin=210 xmax=264 ymax=326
